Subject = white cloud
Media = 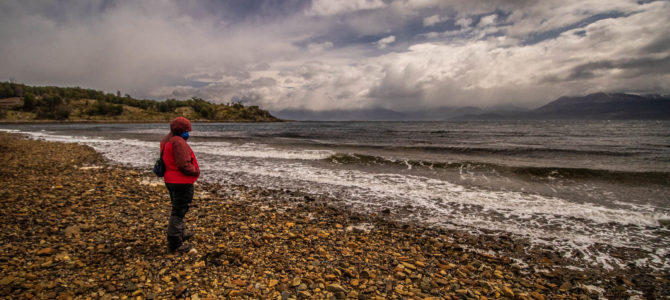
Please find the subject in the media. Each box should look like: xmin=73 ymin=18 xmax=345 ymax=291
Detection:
xmin=455 ymin=17 xmax=472 ymax=28
xmin=376 ymin=35 xmax=396 ymax=49
xmin=306 ymin=0 xmax=386 ymax=16
xmin=307 ymin=41 xmax=334 ymax=54
xmin=477 ymin=14 xmax=497 ymax=27
xmin=502 ymin=0 xmax=641 ymax=39
xmin=423 ymin=14 xmax=442 ymax=27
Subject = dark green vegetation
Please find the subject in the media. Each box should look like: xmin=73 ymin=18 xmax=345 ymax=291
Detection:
xmin=0 ymin=82 xmax=280 ymax=122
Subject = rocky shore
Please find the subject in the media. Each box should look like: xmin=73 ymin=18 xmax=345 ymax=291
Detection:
xmin=0 ymin=132 xmax=667 ymax=299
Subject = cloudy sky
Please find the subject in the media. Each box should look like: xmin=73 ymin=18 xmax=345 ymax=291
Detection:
xmin=1 ymin=0 xmax=669 ymax=111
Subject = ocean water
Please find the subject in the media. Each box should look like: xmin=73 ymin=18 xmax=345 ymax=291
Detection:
xmin=2 ymin=120 xmax=669 ymax=271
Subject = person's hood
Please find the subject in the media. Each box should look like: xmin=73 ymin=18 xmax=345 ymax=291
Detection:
xmin=170 ymin=117 xmax=192 ymax=135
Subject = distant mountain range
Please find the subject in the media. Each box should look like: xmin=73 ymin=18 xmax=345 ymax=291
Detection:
xmin=458 ymin=93 xmax=670 ymax=120
xmin=273 ymin=93 xmax=670 ymax=121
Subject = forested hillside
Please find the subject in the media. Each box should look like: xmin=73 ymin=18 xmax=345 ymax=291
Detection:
xmin=0 ymin=82 xmax=280 ymax=122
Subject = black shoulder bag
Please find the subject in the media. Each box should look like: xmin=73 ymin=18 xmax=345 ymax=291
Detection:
xmin=152 ymin=144 xmax=166 ymax=177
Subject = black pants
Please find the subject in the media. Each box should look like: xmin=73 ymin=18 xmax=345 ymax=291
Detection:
xmin=165 ymin=183 xmax=194 ymax=250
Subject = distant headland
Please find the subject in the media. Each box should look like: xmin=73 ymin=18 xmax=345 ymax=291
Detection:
xmin=0 ymin=82 xmax=281 ymax=123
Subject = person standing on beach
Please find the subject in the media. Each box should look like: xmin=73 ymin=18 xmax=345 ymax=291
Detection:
xmin=160 ymin=117 xmax=200 ymax=254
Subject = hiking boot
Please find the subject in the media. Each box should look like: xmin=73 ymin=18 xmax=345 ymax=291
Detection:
xmin=182 ymin=230 xmax=194 ymax=242
xmin=167 ymin=243 xmax=192 ymax=255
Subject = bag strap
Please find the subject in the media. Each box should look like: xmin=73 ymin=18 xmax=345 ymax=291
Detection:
xmin=159 ymin=143 xmax=165 ymax=158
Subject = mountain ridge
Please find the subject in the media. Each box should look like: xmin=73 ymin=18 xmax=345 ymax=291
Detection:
xmin=458 ymin=92 xmax=670 ymax=120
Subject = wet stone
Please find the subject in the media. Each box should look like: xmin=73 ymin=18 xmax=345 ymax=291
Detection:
xmin=327 ymin=283 xmax=347 ymax=294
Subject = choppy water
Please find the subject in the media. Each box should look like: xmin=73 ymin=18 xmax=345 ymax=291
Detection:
xmin=2 ymin=120 xmax=669 ymax=271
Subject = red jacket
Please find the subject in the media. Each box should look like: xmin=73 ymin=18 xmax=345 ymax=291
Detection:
xmin=160 ymin=117 xmax=200 ymax=184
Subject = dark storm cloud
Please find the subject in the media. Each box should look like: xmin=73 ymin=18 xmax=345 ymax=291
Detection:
xmin=178 ymin=0 xmax=311 ymax=23
xmin=565 ymin=55 xmax=670 ymax=81
xmin=643 ymin=35 xmax=670 ymax=54
xmin=1 ymin=0 xmax=669 ymax=111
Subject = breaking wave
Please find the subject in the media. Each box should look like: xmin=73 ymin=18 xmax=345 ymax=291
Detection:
xmin=326 ymin=153 xmax=670 ymax=185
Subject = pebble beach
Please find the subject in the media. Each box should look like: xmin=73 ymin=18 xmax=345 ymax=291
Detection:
xmin=0 ymin=132 xmax=667 ymax=299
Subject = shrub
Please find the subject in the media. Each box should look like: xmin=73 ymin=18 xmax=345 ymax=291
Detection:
xmin=22 ymin=93 xmax=36 ymax=111
xmin=53 ymin=105 xmax=71 ymax=120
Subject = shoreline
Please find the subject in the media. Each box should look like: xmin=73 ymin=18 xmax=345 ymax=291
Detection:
xmin=0 ymin=132 xmax=666 ymax=299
